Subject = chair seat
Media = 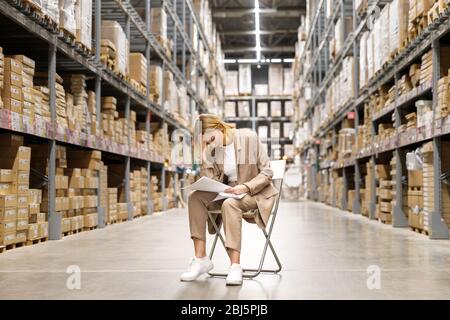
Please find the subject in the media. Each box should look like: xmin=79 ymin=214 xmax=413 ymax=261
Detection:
xmin=208 ymin=209 xmax=257 ymax=218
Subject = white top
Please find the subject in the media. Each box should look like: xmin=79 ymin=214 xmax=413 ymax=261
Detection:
xmin=223 ymin=143 xmax=237 ymax=183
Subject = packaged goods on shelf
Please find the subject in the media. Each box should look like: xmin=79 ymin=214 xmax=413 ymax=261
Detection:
xmin=359 ymin=32 xmax=368 ymax=89
xmin=283 ymin=123 xmax=293 ymax=138
xmin=225 ymin=70 xmax=238 ymax=96
xmin=224 ymin=101 xmax=236 ymax=117
xmin=284 ymin=101 xmax=294 ymax=117
xmin=107 ymin=188 xmax=118 ymax=223
xmin=258 ymin=126 xmax=268 ymax=138
xmin=269 ymin=64 xmax=283 ymax=96
xmin=43 ymin=0 xmax=59 ymax=25
xmin=254 ymin=84 xmax=268 ymax=96
xmin=238 ymin=64 xmax=252 ymax=95
xmin=283 ymin=68 xmax=293 ymax=95
xmin=420 ymin=50 xmax=433 ymax=85
xmin=333 ymin=16 xmax=353 ymax=58
xmin=338 ymin=128 xmax=355 ymax=161
xmin=237 ymin=101 xmax=250 ymax=117
xmin=75 ymin=0 xmax=92 ymax=51
xmin=270 ymin=122 xmax=281 ymax=138
xmin=257 ymin=102 xmax=268 ymax=117
xmin=284 ymin=144 xmax=294 ymax=159
xmin=163 ymin=70 xmax=177 ymax=114
xmin=271 ymin=101 xmax=282 ymax=117
xmin=149 ymin=65 xmax=162 ymax=103
xmin=59 ymin=0 xmax=76 ymax=37
xmin=129 ymin=53 xmax=147 ymax=88
xmin=389 ymin=0 xmax=409 ymax=57
xmin=437 ymin=77 xmax=450 ymax=119
xmin=151 ymin=7 xmax=167 ymax=43
xmin=101 ymin=20 xmax=129 ymax=77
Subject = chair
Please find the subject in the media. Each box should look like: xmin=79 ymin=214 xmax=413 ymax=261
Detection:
xmin=206 ymin=160 xmax=286 ymax=279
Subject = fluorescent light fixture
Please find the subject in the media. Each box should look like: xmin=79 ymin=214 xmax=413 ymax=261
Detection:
xmin=237 ymin=58 xmax=259 ymax=63
xmin=283 ymin=58 xmax=295 ymax=63
xmin=271 ymin=58 xmax=282 ymax=63
xmin=223 ymin=59 xmax=237 ymax=64
xmin=254 ymin=0 xmax=261 ymax=61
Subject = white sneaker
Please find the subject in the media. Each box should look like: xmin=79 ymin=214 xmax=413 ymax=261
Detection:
xmin=226 ymin=263 xmax=243 ymax=286
xmin=180 ymin=256 xmax=214 ymax=282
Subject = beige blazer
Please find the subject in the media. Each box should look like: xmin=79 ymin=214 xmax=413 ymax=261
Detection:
xmin=200 ymin=128 xmax=279 ymax=233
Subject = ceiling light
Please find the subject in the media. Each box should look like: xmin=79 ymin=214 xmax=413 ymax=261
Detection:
xmin=271 ymin=58 xmax=282 ymax=63
xmin=223 ymin=59 xmax=237 ymax=64
xmin=283 ymin=58 xmax=295 ymax=63
xmin=237 ymin=59 xmax=259 ymax=63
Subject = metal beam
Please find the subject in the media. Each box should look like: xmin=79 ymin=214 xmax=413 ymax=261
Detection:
xmin=213 ymin=8 xmax=304 ymax=18
xmin=223 ymin=46 xmax=294 ymax=53
xmin=221 ymin=29 xmax=297 ymax=35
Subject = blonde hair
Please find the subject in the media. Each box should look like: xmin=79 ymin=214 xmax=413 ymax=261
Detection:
xmin=198 ymin=114 xmax=235 ymax=144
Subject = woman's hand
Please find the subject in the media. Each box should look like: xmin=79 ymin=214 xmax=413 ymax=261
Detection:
xmin=224 ymin=185 xmax=249 ymax=195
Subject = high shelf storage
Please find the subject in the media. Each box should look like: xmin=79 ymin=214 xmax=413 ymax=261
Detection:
xmin=294 ymin=0 xmax=450 ymax=239
xmin=0 ymin=0 xmax=225 ymax=249
xmin=224 ymin=63 xmax=295 ymax=162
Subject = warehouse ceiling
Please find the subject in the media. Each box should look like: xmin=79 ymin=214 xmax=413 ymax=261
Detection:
xmin=212 ymin=0 xmax=305 ymax=59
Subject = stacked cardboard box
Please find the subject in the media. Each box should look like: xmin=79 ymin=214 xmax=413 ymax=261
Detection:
xmin=163 ymin=70 xmax=178 ymax=115
xmin=225 ymin=70 xmax=238 ymax=96
xmin=149 ymin=65 xmax=162 ymax=103
xmin=130 ymin=170 xmax=141 ymax=217
xmin=151 ymin=7 xmax=167 ymax=48
xmin=363 ymin=161 xmax=374 ymax=217
xmin=437 ymin=76 xmax=450 ymax=119
xmin=100 ymin=39 xmax=116 ymax=70
xmin=59 ymin=0 xmax=76 ymax=37
xmin=129 ymin=53 xmax=147 ymax=88
xmin=0 ymin=134 xmax=31 ymax=246
xmin=1 ymin=57 xmax=23 ymax=114
xmin=99 ymin=163 xmax=108 ymax=223
xmin=140 ymin=168 xmax=149 ymax=215
xmin=268 ymin=64 xmax=283 ymax=96
xmin=107 ymin=188 xmax=118 ymax=223
xmin=238 ymin=64 xmax=252 ymax=95
xmin=420 ymin=50 xmax=432 ymax=85
xmin=67 ymin=74 xmax=96 ymax=134
xmin=117 ymin=202 xmax=128 ymax=221
xmin=27 ymin=188 xmax=48 ymax=242
xmin=338 ymin=128 xmax=355 ymax=162
xmin=376 ymin=164 xmax=393 ymax=224
xmin=150 ymin=175 xmax=162 ymax=212
xmin=33 ymin=86 xmax=51 ymax=121
xmin=101 ymin=20 xmax=129 ymax=77
xmin=75 ymin=0 xmax=92 ymax=51
xmin=12 ymin=55 xmax=35 ymax=120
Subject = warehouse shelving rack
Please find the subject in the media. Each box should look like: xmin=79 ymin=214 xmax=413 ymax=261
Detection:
xmin=295 ymin=0 xmax=450 ymax=239
xmin=0 ymin=0 xmax=224 ymax=240
xmin=224 ymin=94 xmax=294 ymax=161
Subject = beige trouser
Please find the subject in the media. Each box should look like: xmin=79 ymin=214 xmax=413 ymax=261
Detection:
xmin=188 ymin=190 xmax=258 ymax=252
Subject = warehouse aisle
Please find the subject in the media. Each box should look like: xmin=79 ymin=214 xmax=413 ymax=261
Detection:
xmin=0 ymin=201 xmax=449 ymax=299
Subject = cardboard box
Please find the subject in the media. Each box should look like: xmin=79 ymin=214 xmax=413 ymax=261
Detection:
xmin=2 ymin=98 xmax=22 ymax=113
xmin=16 ymin=218 xmax=28 ymax=231
xmin=69 ymin=176 xmax=85 ymax=189
xmin=269 ymin=64 xmax=283 ymax=95
xmin=38 ymin=222 xmax=48 ymax=238
xmin=238 ymin=101 xmax=250 ymax=117
xmin=28 ymin=189 xmax=42 ymax=204
xmin=28 ymin=203 xmax=40 ymax=215
xmin=0 ymin=182 xmax=11 ymax=196
xmin=271 ymin=101 xmax=282 ymax=117
xmin=15 ymin=230 xmax=27 ymax=243
xmin=84 ymin=177 xmax=99 ymax=189
xmin=16 ymin=171 xmax=29 ymax=184
xmin=4 ymin=58 xmax=23 ymax=74
xmin=224 ymin=101 xmax=236 ymax=117
xmin=1 ymin=220 xmax=16 ymax=233
xmin=84 ymin=213 xmax=98 ymax=228
xmin=0 ymin=207 xmax=16 ymax=221
xmin=0 ymin=195 xmax=17 ymax=207
xmin=17 ymin=195 xmax=28 ymax=208
xmin=2 ymin=232 xmax=16 ymax=245
xmin=11 ymin=55 xmax=35 ymax=69
xmin=0 ymin=169 xmax=13 ymax=183
xmin=254 ymin=84 xmax=268 ymax=96
xmin=16 ymin=183 xmax=29 ymax=196
xmin=27 ymin=223 xmax=40 ymax=240
xmin=17 ymin=207 xmax=28 ymax=220
xmin=225 ymin=70 xmax=238 ymax=96
xmin=101 ymin=20 xmax=129 ymax=76
xmin=61 ymin=218 xmax=71 ymax=233
xmin=238 ymin=64 xmax=252 ymax=95
xmin=129 ymin=52 xmax=147 ymax=87
xmin=3 ymin=71 xmax=22 ymax=87
xmin=408 ymin=170 xmax=423 ymax=187
xmin=55 ymin=175 xmax=69 ymax=189
xmin=257 ymin=102 xmax=268 ymax=117
xmin=2 ymin=84 xmax=22 ymax=101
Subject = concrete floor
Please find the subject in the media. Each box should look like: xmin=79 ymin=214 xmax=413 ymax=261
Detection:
xmin=0 ymin=201 xmax=449 ymax=299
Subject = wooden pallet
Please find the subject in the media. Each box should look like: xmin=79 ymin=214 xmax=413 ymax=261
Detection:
xmin=75 ymin=42 xmax=93 ymax=57
xmin=411 ymin=226 xmax=429 ymax=236
xmin=26 ymin=237 xmax=48 ymax=246
xmin=379 ymin=212 xmax=392 ymax=224
xmin=408 ymin=186 xmax=422 ymax=192
xmin=59 ymin=28 xmax=76 ymax=46
xmin=0 ymin=246 xmax=5 ymax=254
xmin=5 ymin=241 xmax=26 ymax=251
xmin=83 ymin=226 xmax=97 ymax=231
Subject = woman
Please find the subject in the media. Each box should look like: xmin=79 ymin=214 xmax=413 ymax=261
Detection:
xmin=181 ymin=114 xmax=278 ymax=286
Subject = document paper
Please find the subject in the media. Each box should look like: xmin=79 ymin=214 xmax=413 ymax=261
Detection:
xmin=184 ymin=176 xmax=247 ymax=202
